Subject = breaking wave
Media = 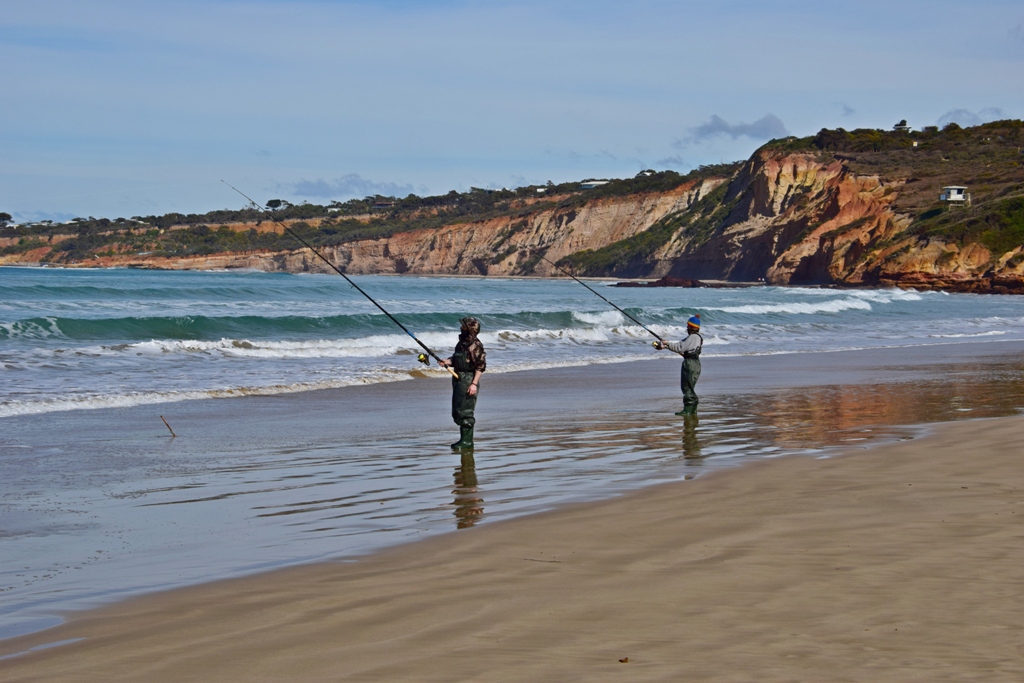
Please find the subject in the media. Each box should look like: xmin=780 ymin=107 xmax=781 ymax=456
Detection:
xmin=5 ymin=268 xmax=1024 ymax=419
xmin=710 ymin=298 xmax=874 ymax=315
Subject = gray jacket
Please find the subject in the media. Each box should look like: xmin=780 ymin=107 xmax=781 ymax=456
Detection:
xmin=664 ymin=333 xmax=702 ymax=358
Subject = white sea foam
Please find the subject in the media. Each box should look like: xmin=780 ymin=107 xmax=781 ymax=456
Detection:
xmin=0 ymin=372 xmax=425 ymax=418
xmin=929 ymin=330 xmax=1006 ymax=338
xmin=491 ymin=325 xmax=643 ymax=344
xmin=572 ymin=310 xmax=626 ymax=326
xmin=708 ymin=287 xmax=931 ymax=316
xmin=28 ymin=322 xmax=690 ymax=362
xmin=844 ymin=288 xmax=924 ymax=303
xmin=126 ymin=336 xmax=423 ymax=359
xmin=784 ymin=287 xmax=925 ymax=303
xmin=711 ymin=298 xmax=874 ymax=315
xmin=41 ymin=334 xmax=461 ymax=361
xmin=0 ymin=318 xmax=64 ymax=340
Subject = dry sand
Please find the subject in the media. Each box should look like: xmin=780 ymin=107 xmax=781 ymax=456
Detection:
xmin=2 ymin=415 xmax=1022 ymax=682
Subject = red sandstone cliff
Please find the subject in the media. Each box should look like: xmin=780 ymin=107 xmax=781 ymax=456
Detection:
xmin=660 ymin=148 xmax=1024 ymax=293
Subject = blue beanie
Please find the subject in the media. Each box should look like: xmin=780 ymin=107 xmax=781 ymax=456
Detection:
xmin=687 ymin=314 xmax=701 ymax=328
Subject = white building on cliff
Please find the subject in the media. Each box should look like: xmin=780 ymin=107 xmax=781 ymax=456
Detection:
xmin=940 ymin=186 xmax=970 ymax=206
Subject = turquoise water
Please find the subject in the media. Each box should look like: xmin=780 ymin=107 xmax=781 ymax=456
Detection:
xmin=4 ymin=267 xmax=1024 ymax=417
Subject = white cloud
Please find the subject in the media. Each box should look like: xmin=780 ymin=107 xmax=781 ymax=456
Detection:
xmin=289 ymin=175 xmax=416 ymax=200
xmin=654 ymin=154 xmax=687 ymax=168
xmin=937 ymin=107 xmax=1007 ymax=128
xmin=680 ymin=114 xmax=789 ymax=146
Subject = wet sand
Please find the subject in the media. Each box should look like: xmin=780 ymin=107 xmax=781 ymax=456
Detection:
xmin=2 ymin=381 xmax=1023 ymax=679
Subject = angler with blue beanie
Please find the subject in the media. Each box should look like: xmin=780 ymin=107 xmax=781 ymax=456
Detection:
xmin=654 ymin=314 xmax=703 ymax=415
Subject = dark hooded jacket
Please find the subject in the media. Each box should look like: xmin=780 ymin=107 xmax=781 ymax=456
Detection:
xmin=452 ymin=329 xmax=486 ymax=374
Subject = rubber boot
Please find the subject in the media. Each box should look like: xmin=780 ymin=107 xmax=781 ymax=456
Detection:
xmin=451 ymin=424 xmax=474 ymax=450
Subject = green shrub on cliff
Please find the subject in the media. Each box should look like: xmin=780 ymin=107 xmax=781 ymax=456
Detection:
xmin=1 ymin=237 xmax=46 ymax=255
xmin=556 ymin=164 xmax=741 ymax=210
xmin=766 ymin=119 xmax=1024 ymax=156
xmin=915 ymin=194 xmax=1024 ymax=256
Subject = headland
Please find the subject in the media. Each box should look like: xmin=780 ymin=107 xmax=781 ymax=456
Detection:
xmin=4 ymin=121 xmax=1024 ymax=294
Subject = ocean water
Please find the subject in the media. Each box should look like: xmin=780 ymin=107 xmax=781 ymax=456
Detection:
xmin=5 ymin=266 xmax=1024 ymax=644
xmin=4 ymin=267 xmax=1024 ymax=418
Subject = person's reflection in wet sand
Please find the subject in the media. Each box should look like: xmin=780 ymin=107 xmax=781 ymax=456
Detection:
xmin=682 ymin=414 xmax=702 ymax=461
xmin=452 ymin=450 xmax=484 ymax=528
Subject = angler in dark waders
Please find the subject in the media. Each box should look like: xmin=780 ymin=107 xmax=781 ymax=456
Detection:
xmin=439 ymin=317 xmax=486 ymax=450
xmin=655 ymin=314 xmax=703 ymax=415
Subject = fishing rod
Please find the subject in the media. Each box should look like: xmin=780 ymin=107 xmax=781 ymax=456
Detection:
xmin=220 ymin=181 xmax=458 ymax=378
xmin=509 ymin=238 xmax=676 ymax=349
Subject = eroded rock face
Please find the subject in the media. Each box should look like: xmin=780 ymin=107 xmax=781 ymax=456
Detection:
xmin=651 ymin=149 xmax=1023 ymax=293
xmin=653 ymin=151 xmax=906 ymax=285
xmin=290 ymin=178 xmax=723 ymax=278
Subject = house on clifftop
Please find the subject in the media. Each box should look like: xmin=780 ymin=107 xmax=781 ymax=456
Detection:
xmin=939 ymin=186 xmax=971 ymax=206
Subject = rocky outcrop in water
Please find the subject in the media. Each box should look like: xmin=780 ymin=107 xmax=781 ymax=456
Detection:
xmin=613 ymin=277 xmax=707 ymax=288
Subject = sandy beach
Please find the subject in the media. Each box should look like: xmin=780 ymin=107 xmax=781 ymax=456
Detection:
xmin=2 ymin=403 xmax=1022 ymax=681
xmin=5 ymin=1 xmax=1024 ymax=679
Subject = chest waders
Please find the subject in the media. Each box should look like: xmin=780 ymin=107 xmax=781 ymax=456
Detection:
xmin=678 ymin=334 xmax=703 ymax=415
xmin=450 ymin=346 xmax=477 ymax=449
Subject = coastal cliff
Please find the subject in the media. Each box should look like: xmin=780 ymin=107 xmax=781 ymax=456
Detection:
xmin=300 ymin=178 xmax=724 ymax=278
xmin=5 ymin=121 xmax=1023 ymax=293
xmin=561 ymin=120 xmax=1024 ymax=292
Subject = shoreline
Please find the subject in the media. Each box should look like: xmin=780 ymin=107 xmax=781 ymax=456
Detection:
xmin=6 ymin=262 xmax=1024 ymax=295
xmin=2 ymin=413 xmax=1021 ymax=680
xmin=5 ymin=335 xmax=1024 ymax=421
xmin=0 ymin=261 xmax=780 ymax=284
xmin=3 ymin=341 xmax=1024 ymax=642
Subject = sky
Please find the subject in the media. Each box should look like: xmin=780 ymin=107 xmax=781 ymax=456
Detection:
xmin=2 ymin=0 xmax=1022 ymax=222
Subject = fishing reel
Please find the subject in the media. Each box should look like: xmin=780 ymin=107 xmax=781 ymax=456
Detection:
xmin=417 ymin=353 xmax=430 ymax=366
